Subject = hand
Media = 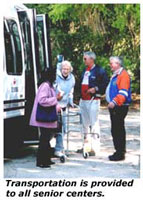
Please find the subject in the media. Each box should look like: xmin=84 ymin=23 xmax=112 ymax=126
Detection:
xmin=57 ymin=104 xmax=61 ymax=112
xmin=57 ymin=92 xmax=63 ymax=101
xmin=68 ymin=103 xmax=74 ymax=108
xmin=86 ymin=88 xmax=96 ymax=94
xmin=108 ymin=102 xmax=115 ymax=109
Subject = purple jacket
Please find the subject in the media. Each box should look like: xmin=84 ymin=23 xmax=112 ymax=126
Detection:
xmin=29 ymin=81 xmax=58 ymax=128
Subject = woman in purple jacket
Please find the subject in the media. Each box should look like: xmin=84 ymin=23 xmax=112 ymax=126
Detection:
xmin=30 ymin=68 xmax=59 ymax=168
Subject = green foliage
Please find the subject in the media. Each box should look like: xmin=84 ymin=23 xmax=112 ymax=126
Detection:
xmin=26 ymin=3 xmax=140 ymax=94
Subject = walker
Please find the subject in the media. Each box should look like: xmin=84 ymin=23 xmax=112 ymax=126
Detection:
xmin=57 ymin=104 xmax=82 ymax=162
xmin=54 ymin=110 xmax=67 ymax=163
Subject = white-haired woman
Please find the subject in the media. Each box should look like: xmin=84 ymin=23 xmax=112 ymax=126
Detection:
xmin=54 ymin=60 xmax=75 ymax=157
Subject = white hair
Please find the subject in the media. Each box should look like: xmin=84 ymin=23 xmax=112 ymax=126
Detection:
xmin=61 ymin=60 xmax=73 ymax=72
xmin=109 ymin=56 xmax=123 ymax=67
xmin=84 ymin=51 xmax=96 ymax=60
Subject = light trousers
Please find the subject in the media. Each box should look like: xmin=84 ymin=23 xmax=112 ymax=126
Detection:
xmin=80 ymin=99 xmax=100 ymax=152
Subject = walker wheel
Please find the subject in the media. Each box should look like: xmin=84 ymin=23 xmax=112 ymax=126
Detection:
xmin=60 ymin=155 xmax=66 ymax=163
xmin=83 ymin=152 xmax=89 ymax=159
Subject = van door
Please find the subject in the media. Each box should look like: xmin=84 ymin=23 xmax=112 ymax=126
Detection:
xmin=4 ymin=17 xmax=26 ymax=155
xmin=18 ymin=9 xmax=39 ymax=141
xmin=3 ymin=18 xmax=25 ymax=119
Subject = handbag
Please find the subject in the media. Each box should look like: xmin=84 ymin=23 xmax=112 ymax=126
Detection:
xmin=36 ymin=103 xmax=58 ymax=122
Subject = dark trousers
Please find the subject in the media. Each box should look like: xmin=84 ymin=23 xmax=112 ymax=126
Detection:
xmin=37 ymin=127 xmax=56 ymax=165
xmin=109 ymin=106 xmax=128 ymax=155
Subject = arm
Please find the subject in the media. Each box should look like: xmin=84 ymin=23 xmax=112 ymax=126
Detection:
xmin=68 ymin=87 xmax=74 ymax=106
xmin=37 ymin=83 xmax=58 ymax=107
xmin=68 ymin=75 xmax=75 ymax=106
xmin=87 ymin=67 xmax=109 ymax=95
xmin=97 ymin=68 xmax=109 ymax=95
xmin=113 ymin=72 xmax=130 ymax=106
xmin=54 ymin=77 xmax=63 ymax=101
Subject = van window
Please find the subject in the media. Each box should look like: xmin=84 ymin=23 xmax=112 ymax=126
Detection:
xmin=4 ymin=24 xmax=14 ymax=72
xmin=4 ymin=20 xmax=22 ymax=75
xmin=37 ymin=18 xmax=46 ymax=72
xmin=18 ymin=11 xmax=34 ymax=72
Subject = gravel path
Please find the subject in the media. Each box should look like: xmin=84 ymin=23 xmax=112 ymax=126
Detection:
xmin=4 ymin=107 xmax=140 ymax=178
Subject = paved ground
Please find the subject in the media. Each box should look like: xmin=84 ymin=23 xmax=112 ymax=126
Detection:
xmin=4 ymin=107 xmax=140 ymax=178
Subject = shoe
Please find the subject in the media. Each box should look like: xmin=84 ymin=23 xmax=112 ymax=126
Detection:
xmin=54 ymin=151 xmax=64 ymax=157
xmin=108 ymin=152 xmax=125 ymax=161
xmin=47 ymin=161 xmax=55 ymax=165
xmin=76 ymin=148 xmax=83 ymax=153
xmin=89 ymin=151 xmax=96 ymax=156
xmin=36 ymin=164 xmax=51 ymax=168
